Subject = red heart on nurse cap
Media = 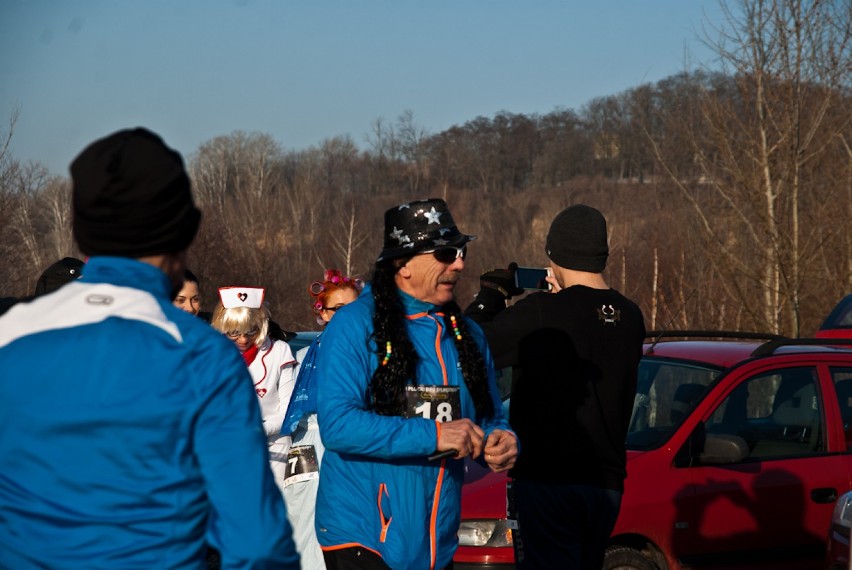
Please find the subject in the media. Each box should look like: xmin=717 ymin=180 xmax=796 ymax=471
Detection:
xmin=218 ymin=286 xmax=265 ymax=309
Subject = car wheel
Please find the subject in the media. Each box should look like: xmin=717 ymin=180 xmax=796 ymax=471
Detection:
xmin=603 ymin=545 xmax=660 ymax=570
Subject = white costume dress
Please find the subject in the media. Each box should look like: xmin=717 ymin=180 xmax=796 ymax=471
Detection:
xmin=247 ymin=336 xmax=297 ymax=495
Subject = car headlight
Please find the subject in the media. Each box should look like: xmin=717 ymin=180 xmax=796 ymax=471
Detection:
xmin=832 ymin=493 xmax=852 ymax=539
xmin=457 ymin=519 xmax=513 ymax=547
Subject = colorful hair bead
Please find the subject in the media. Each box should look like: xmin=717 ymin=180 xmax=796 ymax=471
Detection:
xmin=450 ymin=315 xmax=462 ymax=340
xmin=381 ymin=341 xmax=392 ymax=366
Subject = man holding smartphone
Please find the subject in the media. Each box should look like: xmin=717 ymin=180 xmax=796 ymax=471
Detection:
xmin=464 ymin=204 xmax=646 ymax=570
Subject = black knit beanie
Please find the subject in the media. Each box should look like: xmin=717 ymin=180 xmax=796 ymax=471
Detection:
xmin=545 ymin=204 xmax=609 ymax=273
xmin=70 ymin=127 xmax=201 ymax=257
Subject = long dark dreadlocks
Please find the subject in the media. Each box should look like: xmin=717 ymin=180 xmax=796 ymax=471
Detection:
xmin=368 ymin=258 xmax=495 ymax=420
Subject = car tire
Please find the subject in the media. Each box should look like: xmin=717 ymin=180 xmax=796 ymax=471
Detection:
xmin=603 ymin=545 xmax=660 ymax=570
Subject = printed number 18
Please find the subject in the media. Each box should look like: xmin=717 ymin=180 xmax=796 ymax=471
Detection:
xmin=414 ymin=401 xmax=454 ymax=422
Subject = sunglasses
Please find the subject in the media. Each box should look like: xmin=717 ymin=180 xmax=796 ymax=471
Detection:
xmin=424 ymin=245 xmax=467 ymax=264
xmin=226 ymin=328 xmax=260 ymax=339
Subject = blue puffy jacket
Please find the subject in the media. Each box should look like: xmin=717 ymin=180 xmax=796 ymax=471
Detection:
xmin=315 ymin=284 xmax=510 ymax=570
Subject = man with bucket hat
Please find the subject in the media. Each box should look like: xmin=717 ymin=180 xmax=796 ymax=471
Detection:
xmin=464 ymin=204 xmax=646 ymax=569
xmin=0 ymin=127 xmax=300 ymax=569
xmin=0 ymin=256 xmax=85 ymax=317
xmin=314 ymin=198 xmax=518 ymax=569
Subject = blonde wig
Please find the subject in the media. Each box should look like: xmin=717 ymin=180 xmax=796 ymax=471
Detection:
xmin=210 ymin=303 xmax=271 ymax=348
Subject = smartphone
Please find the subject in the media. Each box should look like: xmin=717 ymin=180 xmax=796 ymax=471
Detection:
xmin=514 ymin=266 xmax=551 ymax=291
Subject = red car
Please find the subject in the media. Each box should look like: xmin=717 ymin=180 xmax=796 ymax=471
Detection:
xmin=454 ymin=331 xmax=852 ymax=570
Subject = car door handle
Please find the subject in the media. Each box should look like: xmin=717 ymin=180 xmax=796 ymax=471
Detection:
xmin=811 ymin=488 xmax=837 ymax=503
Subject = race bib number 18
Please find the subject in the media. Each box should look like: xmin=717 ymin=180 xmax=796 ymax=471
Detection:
xmin=403 ymin=385 xmax=460 ymax=422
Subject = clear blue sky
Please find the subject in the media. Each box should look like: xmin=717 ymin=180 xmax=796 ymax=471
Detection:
xmin=1 ymin=0 xmax=723 ymax=176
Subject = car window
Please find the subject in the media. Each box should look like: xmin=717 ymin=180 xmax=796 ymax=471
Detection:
xmin=626 ymin=358 xmax=719 ymax=449
xmin=705 ymin=366 xmax=823 ymax=460
xmin=831 ymin=366 xmax=852 ymax=450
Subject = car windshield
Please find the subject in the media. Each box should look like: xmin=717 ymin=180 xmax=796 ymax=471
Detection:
xmin=625 ymin=357 xmax=722 ymax=450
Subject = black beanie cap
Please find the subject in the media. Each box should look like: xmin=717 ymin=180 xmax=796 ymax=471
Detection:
xmin=545 ymin=204 xmax=609 ymax=273
xmin=71 ymin=127 xmax=201 ymax=258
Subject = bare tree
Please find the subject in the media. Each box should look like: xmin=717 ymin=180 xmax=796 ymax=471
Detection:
xmin=40 ymin=177 xmax=76 ymax=262
xmin=327 ymin=196 xmax=371 ymax=277
xmin=9 ymin=163 xmax=54 ymax=280
xmin=645 ymin=0 xmax=852 ymax=335
xmin=396 ymin=110 xmax=430 ymax=195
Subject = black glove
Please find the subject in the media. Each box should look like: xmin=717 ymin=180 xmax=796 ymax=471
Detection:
xmin=480 ymin=262 xmax=525 ymax=299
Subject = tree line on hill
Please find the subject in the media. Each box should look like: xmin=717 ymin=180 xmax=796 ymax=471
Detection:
xmin=1 ymin=0 xmax=849 ymax=337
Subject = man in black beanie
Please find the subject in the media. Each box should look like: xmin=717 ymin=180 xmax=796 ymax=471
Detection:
xmin=0 ymin=127 xmax=300 ymax=569
xmin=465 ymin=204 xmax=646 ymax=570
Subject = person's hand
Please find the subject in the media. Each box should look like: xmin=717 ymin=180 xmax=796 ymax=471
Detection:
xmin=545 ymin=269 xmax=561 ymax=293
xmin=483 ymin=429 xmax=518 ymax=473
xmin=480 ymin=262 xmax=525 ymax=300
xmin=433 ymin=418 xmax=485 ymax=460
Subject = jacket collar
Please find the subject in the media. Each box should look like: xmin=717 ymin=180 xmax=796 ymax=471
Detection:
xmin=397 ymin=287 xmax=439 ymax=315
xmin=79 ymin=256 xmax=174 ymax=300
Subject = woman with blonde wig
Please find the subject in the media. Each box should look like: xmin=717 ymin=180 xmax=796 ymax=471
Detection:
xmin=211 ymin=286 xmax=297 ymax=495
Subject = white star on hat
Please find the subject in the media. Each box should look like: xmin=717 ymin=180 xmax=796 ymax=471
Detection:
xmin=424 ymin=207 xmax=442 ymax=225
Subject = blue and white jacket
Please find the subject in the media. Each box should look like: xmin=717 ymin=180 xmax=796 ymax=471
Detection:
xmin=315 ymin=284 xmax=510 ymax=570
xmin=0 ymin=256 xmax=300 ymax=570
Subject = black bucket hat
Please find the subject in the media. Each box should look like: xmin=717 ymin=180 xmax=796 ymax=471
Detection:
xmin=377 ymin=198 xmax=476 ymax=262
xmin=34 ymin=257 xmax=85 ymax=296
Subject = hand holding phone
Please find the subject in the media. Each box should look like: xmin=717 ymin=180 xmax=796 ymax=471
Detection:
xmin=514 ymin=266 xmax=552 ymax=291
